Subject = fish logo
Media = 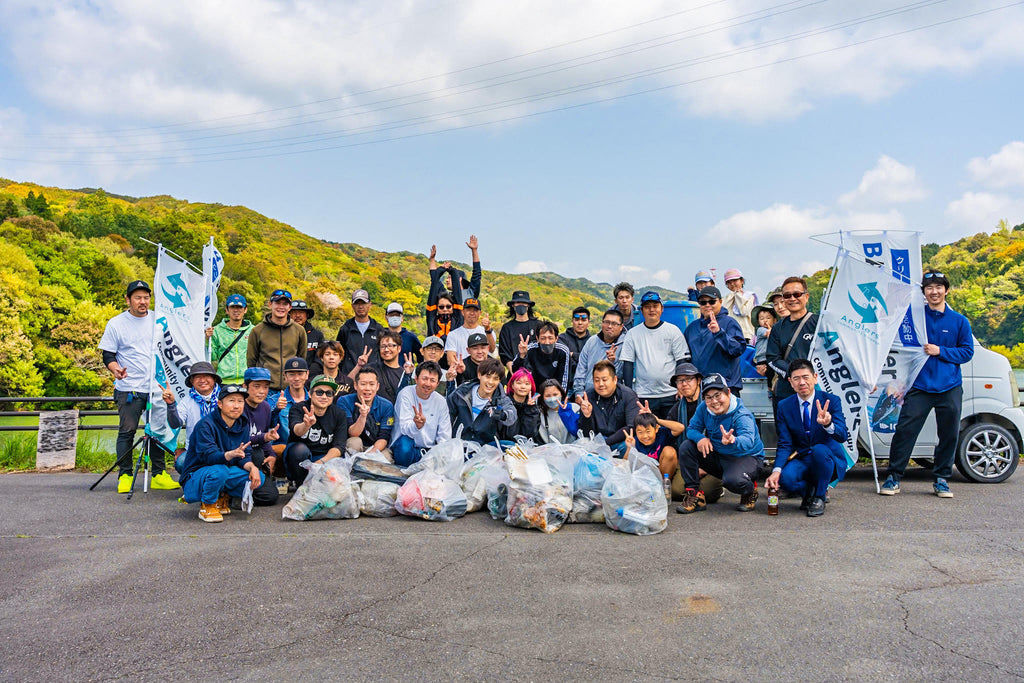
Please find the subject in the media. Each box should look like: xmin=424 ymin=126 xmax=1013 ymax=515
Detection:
xmin=848 ymin=282 xmax=888 ymax=324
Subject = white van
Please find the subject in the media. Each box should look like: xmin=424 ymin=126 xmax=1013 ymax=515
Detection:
xmin=740 ymin=343 xmax=1023 ymax=483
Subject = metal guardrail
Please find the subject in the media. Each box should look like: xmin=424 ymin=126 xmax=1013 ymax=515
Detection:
xmin=0 ymin=396 xmax=140 ymax=433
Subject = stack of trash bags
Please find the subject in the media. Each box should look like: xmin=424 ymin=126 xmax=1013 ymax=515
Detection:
xmin=280 ymin=429 xmax=666 ymax=535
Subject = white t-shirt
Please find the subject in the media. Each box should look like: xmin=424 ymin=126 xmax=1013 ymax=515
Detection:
xmin=98 ymin=310 xmax=154 ymax=392
xmin=444 ymin=325 xmax=486 ymax=358
xmin=355 ymin=319 xmax=370 ymax=335
xmin=620 ymin=321 xmax=690 ymax=399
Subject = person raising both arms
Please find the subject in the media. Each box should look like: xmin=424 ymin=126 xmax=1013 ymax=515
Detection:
xmin=426 ymin=236 xmax=482 ymax=339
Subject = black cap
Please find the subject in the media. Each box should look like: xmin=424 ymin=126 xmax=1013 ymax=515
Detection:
xmin=284 ymin=356 xmax=308 ymax=372
xmin=220 ymin=384 xmax=249 ymax=399
xmin=670 ymin=362 xmax=702 ymax=385
xmin=700 ymin=373 xmax=729 ymax=396
xmin=463 ymin=298 xmax=481 ymax=310
xmin=697 ymin=286 xmax=722 ymax=301
xmin=290 ymin=300 xmax=314 ymax=319
xmin=126 ymin=280 xmax=151 ymax=297
xmin=467 ymin=332 xmax=488 ymax=347
xmin=185 ymin=361 xmax=221 ymax=388
xmin=507 ymin=290 xmax=534 ymax=305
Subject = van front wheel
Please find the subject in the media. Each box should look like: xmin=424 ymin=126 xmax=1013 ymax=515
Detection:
xmin=955 ymin=423 xmax=1019 ymax=483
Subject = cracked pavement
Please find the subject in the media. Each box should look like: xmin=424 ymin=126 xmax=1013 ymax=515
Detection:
xmin=1 ymin=466 xmax=1022 ymax=681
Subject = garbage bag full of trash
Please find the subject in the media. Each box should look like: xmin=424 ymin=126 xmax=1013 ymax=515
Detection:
xmin=569 ymin=451 xmax=613 ymax=523
xmin=395 ymin=470 xmax=468 ymax=521
xmin=504 ymin=455 xmax=572 ymax=533
xmin=460 ymin=444 xmax=503 ymax=513
xmin=282 ymin=457 xmax=360 ymax=521
xmin=601 ymin=459 xmax=667 ymax=535
xmin=358 ymin=479 xmax=400 ymax=517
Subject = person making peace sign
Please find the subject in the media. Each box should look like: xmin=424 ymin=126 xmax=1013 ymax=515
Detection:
xmin=283 ymin=375 xmax=350 ymax=489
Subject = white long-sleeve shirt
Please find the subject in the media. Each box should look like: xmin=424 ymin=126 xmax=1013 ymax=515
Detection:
xmin=392 ymin=385 xmax=452 ymax=448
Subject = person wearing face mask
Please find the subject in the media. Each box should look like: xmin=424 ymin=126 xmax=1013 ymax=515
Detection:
xmin=447 ymin=358 xmax=517 ymax=445
xmin=425 ymin=238 xmax=482 ymax=339
xmin=499 ymin=368 xmax=541 ymax=442
xmin=537 ymin=379 xmax=580 ymax=444
xmin=512 ymin=321 xmax=572 ymax=393
xmin=385 ymin=302 xmax=422 ymax=363
xmin=498 ymin=290 xmax=541 ymax=373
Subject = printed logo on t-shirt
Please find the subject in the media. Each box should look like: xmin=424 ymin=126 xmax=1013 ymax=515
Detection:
xmin=385 ymin=417 xmax=394 ymax=426
xmin=308 ymin=427 xmax=322 ymax=443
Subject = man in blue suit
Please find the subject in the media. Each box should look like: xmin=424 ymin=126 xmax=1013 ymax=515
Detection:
xmin=765 ymin=358 xmax=848 ymax=517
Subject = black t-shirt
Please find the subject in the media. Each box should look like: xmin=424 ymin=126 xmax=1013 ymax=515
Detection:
xmin=376 ymin=363 xmax=406 ymax=404
xmin=498 ymin=319 xmax=540 ymax=366
xmin=288 ymin=401 xmax=349 ymax=458
xmin=766 ymin=312 xmax=819 ymax=400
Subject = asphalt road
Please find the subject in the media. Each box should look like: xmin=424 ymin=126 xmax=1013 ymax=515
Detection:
xmin=1 ymin=466 xmax=1022 ymax=682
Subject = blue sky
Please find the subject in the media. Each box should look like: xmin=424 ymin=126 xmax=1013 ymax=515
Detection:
xmin=2 ymin=1 xmax=1023 ymax=300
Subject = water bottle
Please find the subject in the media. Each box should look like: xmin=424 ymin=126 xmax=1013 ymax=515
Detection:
xmin=663 ymin=473 xmax=672 ymax=503
xmin=767 ymin=487 xmax=779 ymax=516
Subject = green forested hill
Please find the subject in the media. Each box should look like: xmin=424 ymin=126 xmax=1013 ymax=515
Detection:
xmin=0 ymin=179 xmax=681 ymax=397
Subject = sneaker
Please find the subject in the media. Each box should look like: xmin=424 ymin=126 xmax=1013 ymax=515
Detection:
xmin=117 ymin=473 xmax=133 ymax=494
xmin=276 ymin=479 xmax=289 ymax=495
xmin=216 ymin=493 xmax=232 ymax=515
xmin=675 ymin=489 xmax=706 ymax=514
xmin=150 ymin=471 xmax=181 ymax=490
xmin=879 ymin=475 xmax=901 ymax=496
xmin=806 ymin=496 xmax=826 ymax=517
xmin=198 ymin=503 xmax=223 ymax=523
xmin=736 ymin=482 xmax=758 ymax=512
xmin=933 ymin=478 xmax=953 ymax=498
xmin=799 ymin=491 xmax=812 ymax=510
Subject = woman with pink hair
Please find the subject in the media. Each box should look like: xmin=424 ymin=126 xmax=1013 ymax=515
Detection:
xmin=499 ymin=368 xmax=541 ymax=442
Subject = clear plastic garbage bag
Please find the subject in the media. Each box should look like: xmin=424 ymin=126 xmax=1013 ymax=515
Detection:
xmin=402 ymin=427 xmax=479 ymax=480
xmin=504 ymin=456 xmax=572 ymax=533
xmin=282 ymin=457 xmax=360 ymax=521
xmin=357 ymin=479 xmax=400 ymax=517
xmin=395 ymin=470 xmax=468 ymax=521
xmin=569 ymin=451 xmax=613 ymax=523
xmin=601 ymin=457 xmax=668 ymax=536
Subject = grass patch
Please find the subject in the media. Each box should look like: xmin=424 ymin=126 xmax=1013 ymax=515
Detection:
xmin=0 ymin=432 xmax=117 ymax=473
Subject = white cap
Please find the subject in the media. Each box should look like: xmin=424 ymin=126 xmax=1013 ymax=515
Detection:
xmin=386 ymin=302 xmax=403 ymax=314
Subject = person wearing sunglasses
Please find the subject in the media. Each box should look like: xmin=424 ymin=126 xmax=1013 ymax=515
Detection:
xmin=558 ymin=306 xmax=593 ymax=382
xmin=246 ymin=288 xmax=307 ymax=401
xmin=684 ymin=286 xmax=747 ymax=397
xmin=426 ymin=237 xmax=482 ymax=340
xmin=765 ymin=276 xmax=819 ymax=411
xmin=284 ymin=375 xmax=349 ymax=489
xmin=881 ymin=270 xmax=974 ymax=499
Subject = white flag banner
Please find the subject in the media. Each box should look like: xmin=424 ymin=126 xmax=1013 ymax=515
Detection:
xmin=810 ymin=251 xmax=918 ymax=468
xmin=153 ymin=246 xmax=207 ymax=404
xmin=202 ymin=238 xmax=224 ymax=328
xmin=840 ymin=230 xmax=929 ymax=433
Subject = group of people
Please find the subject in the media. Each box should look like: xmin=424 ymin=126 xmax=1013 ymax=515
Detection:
xmin=99 ymin=235 xmax=973 ymax=523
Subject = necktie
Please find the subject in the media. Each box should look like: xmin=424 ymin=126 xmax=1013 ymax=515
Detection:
xmin=802 ymin=401 xmax=811 ymax=433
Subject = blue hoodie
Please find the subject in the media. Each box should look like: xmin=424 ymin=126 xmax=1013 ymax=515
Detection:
xmin=178 ymin=411 xmax=253 ymax=487
xmin=683 ymin=309 xmax=748 ymax=390
xmin=914 ymin=305 xmax=974 ymax=393
xmin=685 ymin=394 xmax=764 ymax=460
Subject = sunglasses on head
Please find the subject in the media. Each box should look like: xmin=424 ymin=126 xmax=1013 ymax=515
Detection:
xmin=781 ymin=291 xmax=806 ymax=299
xmin=923 ymin=272 xmax=945 ymax=279
xmin=311 ymin=389 xmax=334 ymax=397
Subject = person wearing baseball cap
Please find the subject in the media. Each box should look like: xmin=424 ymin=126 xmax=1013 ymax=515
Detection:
xmin=767 ymin=287 xmax=788 ymax=319
xmin=335 ymin=289 xmax=385 ymax=377
xmin=664 ymin=361 xmax=725 ymax=504
xmin=676 ymin=373 xmax=764 ymax=514
xmin=385 ymin=301 xmax=423 ymax=364
xmin=240 ymin=367 xmax=283 ymax=505
xmin=620 ymin=290 xmax=690 ymax=419
xmin=721 ymin=268 xmax=758 ymax=342
xmin=284 ymin=374 xmax=350 ymax=488
xmin=448 ymin=331 xmax=491 ymax=385
xmin=498 ymin=290 xmax=540 ymax=372
xmin=246 ymin=288 xmax=307 ymax=398
xmin=99 ymin=278 xmax=178 ymax=492
xmin=684 ymin=285 xmax=747 ymax=396
xmin=271 ymin=356 xmax=310 ymax=449
xmin=207 ymin=293 xmax=253 ymax=385
xmin=163 ymin=361 xmax=222 ymax=449
xmin=289 ymin=300 xmax=325 ymax=366
xmin=443 ymin=296 xmax=494 ymax=367
xmin=687 ymin=270 xmax=716 ymax=302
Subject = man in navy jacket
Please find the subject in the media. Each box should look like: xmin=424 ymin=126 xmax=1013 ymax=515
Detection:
xmin=683 ymin=286 xmax=748 ymax=395
xmin=881 ymin=270 xmax=974 ymax=498
xmin=765 ymin=359 xmax=848 ymax=517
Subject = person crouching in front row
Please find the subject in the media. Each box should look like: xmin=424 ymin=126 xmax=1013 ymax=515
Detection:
xmin=177 ymin=384 xmax=264 ymax=523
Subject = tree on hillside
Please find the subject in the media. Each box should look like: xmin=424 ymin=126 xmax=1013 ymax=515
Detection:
xmin=0 ymin=197 xmax=18 ymax=222
xmin=24 ymin=191 xmax=53 ymax=220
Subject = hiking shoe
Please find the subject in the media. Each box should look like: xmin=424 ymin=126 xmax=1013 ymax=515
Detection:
xmin=117 ymin=474 xmax=133 ymax=494
xmin=736 ymin=483 xmax=758 ymax=512
xmin=806 ymin=496 xmax=826 ymax=517
xmin=216 ymin=494 xmax=232 ymax=515
xmin=150 ymin=471 xmax=180 ymax=490
xmin=198 ymin=503 xmax=223 ymax=523
xmin=933 ymin=478 xmax=953 ymax=498
xmin=879 ymin=476 xmax=901 ymax=495
xmin=675 ymin=489 xmax=706 ymax=514
xmin=799 ymin=492 xmax=812 ymax=510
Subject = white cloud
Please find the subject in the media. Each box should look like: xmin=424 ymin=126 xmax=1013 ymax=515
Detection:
xmin=839 ymin=155 xmax=927 ymax=207
xmin=945 ymin=191 xmax=1024 ymax=233
xmin=514 ymin=260 xmax=547 ymax=273
xmin=709 ymin=203 xmax=836 ymax=245
xmin=967 ymin=141 xmax=1024 ymax=188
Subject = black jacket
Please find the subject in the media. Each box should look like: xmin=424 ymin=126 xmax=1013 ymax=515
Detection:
xmin=577 ymin=383 xmax=639 ymax=446
xmin=447 ymin=381 xmax=516 ymax=445
xmin=498 ymin=397 xmax=541 ymax=442
xmin=335 ymin=317 xmax=386 ymax=375
xmin=304 ymin=322 xmax=326 ymax=366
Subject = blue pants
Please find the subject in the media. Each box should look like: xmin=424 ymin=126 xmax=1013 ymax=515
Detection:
xmin=779 ymin=445 xmax=839 ymax=498
xmin=182 ymin=465 xmax=262 ymax=505
xmin=392 ymin=436 xmax=426 ymax=467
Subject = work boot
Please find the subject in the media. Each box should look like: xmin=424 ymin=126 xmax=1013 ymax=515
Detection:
xmin=198 ymin=503 xmax=223 ymax=523
xmin=216 ymin=493 xmax=232 ymax=515
xmin=736 ymin=482 xmax=758 ymax=512
xmin=675 ymin=489 xmax=706 ymax=514
xmin=150 ymin=471 xmax=181 ymax=490
xmin=117 ymin=473 xmax=133 ymax=494
xmin=806 ymin=496 xmax=826 ymax=517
